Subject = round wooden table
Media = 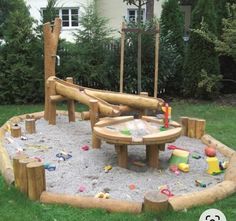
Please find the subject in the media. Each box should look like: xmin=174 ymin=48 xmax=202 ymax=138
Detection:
xmin=93 ymin=116 xmax=182 ymax=169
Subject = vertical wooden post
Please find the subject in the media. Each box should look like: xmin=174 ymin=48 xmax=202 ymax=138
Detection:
xmin=147 ymin=145 xmax=159 ymax=168
xmin=120 ymin=22 xmax=125 ymax=93
xmin=48 ymin=78 xmax=57 ymax=125
xmin=115 ymin=144 xmax=128 ymax=168
xmin=44 ymin=18 xmax=62 ymax=120
xmin=11 ymin=125 xmax=21 ymax=138
xmin=18 ymin=158 xmax=37 ymax=194
xmin=66 ymin=77 xmax=76 ymax=122
xmin=27 ymin=162 xmax=46 ymax=201
xmin=154 ymin=23 xmax=160 ymax=98
xmin=137 ymin=31 xmax=142 ymax=94
xmin=90 ymin=100 xmax=101 ymax=149
xmin=25 ymin=118 xmax=36 ymax=134
xmin=187 ymin=118 xmax=196 ymax=138
xmin=140 ymin=92 xmax=148 ymax=117
xmin=180 ymin=116 xmax=188 ymax=136
xmin=13 ymin=154 xmax=28 ymax=188
xmin=195 ymin=119 xmax=206 ymax=139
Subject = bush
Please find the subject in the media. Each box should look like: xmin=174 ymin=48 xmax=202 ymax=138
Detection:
xmin=183 ymin=0 xmax=221 ymax=99
xmin=0 ymin=0 xmax=43 ymax=104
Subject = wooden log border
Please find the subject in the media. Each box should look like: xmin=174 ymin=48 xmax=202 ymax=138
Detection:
xmin=0 ymin=113 xmax=236 ymax=213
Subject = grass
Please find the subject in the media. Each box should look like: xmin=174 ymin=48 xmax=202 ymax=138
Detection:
xmin=0 ymin=102 xmax=236 ymax=221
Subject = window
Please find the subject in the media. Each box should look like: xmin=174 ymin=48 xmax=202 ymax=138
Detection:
xmin=127 ymin=9 xmax=145 ymax=23
xmin=42 ymin=8 xmax=79 ymax=28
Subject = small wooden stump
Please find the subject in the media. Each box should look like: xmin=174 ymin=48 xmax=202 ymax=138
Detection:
xmin=180 ymin=116 xmax=188 ymax=136
xmin=11 ymin=124 xmax=21 ymax=138
xmin=187 ymin=118 xmax=196 ymax=138
xmin=25 ymin=118 xmax=36 ymax=134
xmin=115 ymin=144 xmax=128 ymax=168
xmin=195 ymin=119 xmax=206 ymax=139
xmin=144 ymin=191 xmax=169 ymax=212
xmin=81 ymin=111 xmax=90 ymax=120
xmin=13 ymin=154 xmax=29 ymax=188
xmin=27 ymin=162 xmax=46 ymax=201
xmin=18 ymin=158 xmax=37 ymax=194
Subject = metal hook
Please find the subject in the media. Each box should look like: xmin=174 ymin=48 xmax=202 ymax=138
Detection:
xmin=52 ymin=55 xmax=60 ymax=66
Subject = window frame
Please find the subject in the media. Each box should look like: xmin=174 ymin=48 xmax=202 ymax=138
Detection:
xmin=41 ymin=7 xmax=79 ymax=29
xmin=127 ymin=8 xmax=146 ymax=23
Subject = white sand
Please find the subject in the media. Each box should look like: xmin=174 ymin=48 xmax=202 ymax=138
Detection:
xmin=4 ymin=115 xmax=226 ymax=202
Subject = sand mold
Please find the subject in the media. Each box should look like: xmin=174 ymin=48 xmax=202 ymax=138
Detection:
xmin=4 ymin=116 xmax=226 ymax=202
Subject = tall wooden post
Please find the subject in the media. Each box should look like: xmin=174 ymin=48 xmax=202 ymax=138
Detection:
xmin=66 ymin=77 xmax=76 ymax=122
xmin=137 ymin=31 xmax=142 ymax=94
xmin=44 ymin=18 xmax=61 ymax=120
xmin=120 ymin=22 xmax=125 ymax=93
xmin=90 ymin=100 xmax=101 ymax=149
xmin=154 ymin=23 xmax=160 ymax=98
xmin=48 ymin=79 xmax=57 ymax=125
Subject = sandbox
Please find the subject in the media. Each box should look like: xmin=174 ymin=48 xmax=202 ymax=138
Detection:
xmin=0 ymin=111 xmax=236 ymax=213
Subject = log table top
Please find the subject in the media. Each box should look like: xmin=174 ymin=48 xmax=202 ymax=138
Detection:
xmin=93 ymin=116 xmax=182 ymax=169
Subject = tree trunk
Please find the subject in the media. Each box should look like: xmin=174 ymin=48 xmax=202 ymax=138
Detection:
xmin=146 ymin=0 xmax=154 ymax=20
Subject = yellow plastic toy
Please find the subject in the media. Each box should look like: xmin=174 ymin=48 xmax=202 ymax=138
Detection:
xmin=178 ymin=163 xmax=190 ymax=172
xmin=206 ymin=157 xmax=221 ymax=175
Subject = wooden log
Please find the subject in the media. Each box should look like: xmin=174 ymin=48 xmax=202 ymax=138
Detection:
xmin=154 ymin=22 xmax=160 ymax=98
xmin=115 ymin=144 xmax=128 ymax=168
xmin=147 ymin=145 xmax=159 ymax=168
xmin=81 ymin=111 xmax=90 ymax=120
xmin=66 ymin=77 xmax=75 ymax=122
xmin=44 ymin=18 xmax=61 ymax=120
xmin=180 ymin=116 xmax=188 ymax=136
xmin=40 ymin=191 xmax=142 ymax=214
xmin=92 ymin=133 xmax=101 ymax=149
xmin=84 ymin=89 xmax=164 ymax=111
xmin=90 ymin=99 xmax=101 ymax=149
xmin=139 ymin=92 xmax=148 ymax=117
xmin=25 ymin=118 xmax=36 ymax=134
xmin=187 ymin=118 xmax=196 ymax=138
xmin=27 ymin=162 xmax=46 ymax=201
xmin=48 ymin=79 xmax=57 ymax=125
xmin=50 ymin=95 xmax=66 ymax=102
xmin=195 ymin=119 xmax=206 ymax=139
xmin=201 ymin=134 xmax=235 ymax=158
xmin=224 ymin=153 xmax=236 ymax=182
xmin=13 ymin=154 xmax=28 ymax=188
xmin=158 ymin=144 xmax=165 ymax=151
xmin=19 ymin=158 xmax=37 ymax=194
xmin=54 ymin=78 xmax=120 ymax=116
xmin=11 ymin=124 xmax=21 ymax=138
xmin=168 ymin=181 xmax=236 ymax=211
xmin=144 ymin=190 xmax=169 ymax=212
xmin=0 ymin=140 xmax=14 ymax=184
xmin=120 ymin=21 xmax=125 ymax=93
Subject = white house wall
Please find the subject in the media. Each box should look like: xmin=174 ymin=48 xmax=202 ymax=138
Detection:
xmin=96 ymin=0 xmax=166 ymax=38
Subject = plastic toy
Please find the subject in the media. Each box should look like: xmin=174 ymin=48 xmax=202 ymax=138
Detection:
xmin=206 ymin=157 xmax=221 ymax=175
xmin=169 ymin=149 xmax=189 ymax=166
xmin=178 ymin=163 xmax=190 ymax=172
xmin=195 ymin=180 xmax=206 ymax=188
xmin=205 ymin=146 xmax=216 ymax=157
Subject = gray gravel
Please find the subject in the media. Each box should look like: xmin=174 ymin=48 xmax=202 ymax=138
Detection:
xmin=4 ymin=115 xmax=226 ymax=202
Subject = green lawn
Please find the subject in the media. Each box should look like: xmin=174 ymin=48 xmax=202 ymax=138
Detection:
xmin=0 ymin=102 xmax=236 ymax=221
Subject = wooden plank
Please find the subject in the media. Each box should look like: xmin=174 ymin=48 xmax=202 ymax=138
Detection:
xmin=195 ymin=119 xmax=206 ymax=139
xmin=187 ymin=118 xmax=196 ymax=138
xmin=95 ymin=116 xmax=134 ymax=127
xmin=180 ymin=116 xmax=189 ymax=136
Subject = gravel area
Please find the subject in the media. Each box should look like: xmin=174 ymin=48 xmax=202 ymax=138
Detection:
xmin=4 ymin=115 xmax=226 ymax=202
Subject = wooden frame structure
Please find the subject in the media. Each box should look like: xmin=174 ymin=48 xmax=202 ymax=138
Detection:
xmin=119 ymin=21 xmax=160 ymax=97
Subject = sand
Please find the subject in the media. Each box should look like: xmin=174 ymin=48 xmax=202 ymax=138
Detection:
xmin=4 ymin=115 xmax=226 ymax=202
